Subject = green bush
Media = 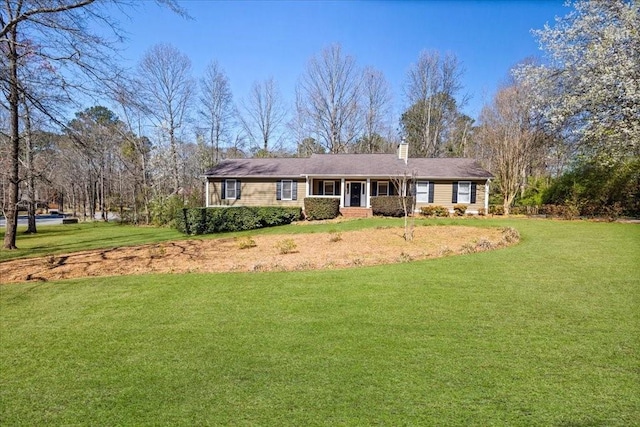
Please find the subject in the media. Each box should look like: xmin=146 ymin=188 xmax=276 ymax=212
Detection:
xmin=420 ymin=205 xmax=450 ymax=217
xmin=304 ymin=197 xmax=340 ymax=220
xmin=371 ymin=196 xmax=414 ymax=217
xmin=177 ymin=207 xmax=302 ymax=235
xmin=453 ymin=204 xmax=467 ymax=216
xmin=542 ymin=158 xmax=640 ymax=218
xmin=150 ymin=194 xmax=185 ymax=227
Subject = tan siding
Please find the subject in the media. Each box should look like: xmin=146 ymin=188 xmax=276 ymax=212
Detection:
xmin=207 ymin=178 xmax=306 ymax=208
xmin=414 ymin=180 xmax=487 ymax=213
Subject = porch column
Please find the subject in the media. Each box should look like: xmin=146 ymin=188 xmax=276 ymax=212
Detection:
xmin=205 ymin=179 xmax=210 ymax=207
xmin=485 ymin=179 xmax=490 ymax=212
xmin=340 ymin=179 xmax=345 ymax=208
xmin=305 ymin=176 xmax=310 ymax=197
xmin=366 ymin=178 xmax=371 ymax=208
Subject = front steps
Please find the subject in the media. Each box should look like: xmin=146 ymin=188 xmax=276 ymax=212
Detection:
xmin=339 ymin=207 xmax=373 ymax=218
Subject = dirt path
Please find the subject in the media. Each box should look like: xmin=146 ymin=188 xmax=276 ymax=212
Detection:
xmin=0 ymin=225 xmax=518 ymax=284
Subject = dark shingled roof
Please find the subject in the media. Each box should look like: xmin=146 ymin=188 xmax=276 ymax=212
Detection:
xmin=204 ymin=154 xmax=492 ymax=179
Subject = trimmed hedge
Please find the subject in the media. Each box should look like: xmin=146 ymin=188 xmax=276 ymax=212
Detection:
xmin=371 ymin=196 xmax=415 ymax=217
xmin=420 ymin=205 xmax=450 ymax=217
xmin=304 ymin=197 xmax=340 ymax=220
xmin=176 ymin=206 xmax=302 ymax=235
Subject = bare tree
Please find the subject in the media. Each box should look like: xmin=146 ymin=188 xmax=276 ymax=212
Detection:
xmin=477 ymin=82 xmax=546 ymax=214
xmin=199 ymin=61 xmax=234 ymax=167
xmin=240 ymin=77 xmax=287 ymax=156
xmin=137 ymin=43 xmax=194 ymax=194
xmin=297 ymin=44 xmax=362 ymax=153
xmin=402 ymin=50 xmax=466 ymax=157
xmin=0 ymin=0 xmax=184 ymax=249
xmin=358 ymin=67 xmax=393 ymax=153
xmin=390 ymin=169 xmax=417 ymax=241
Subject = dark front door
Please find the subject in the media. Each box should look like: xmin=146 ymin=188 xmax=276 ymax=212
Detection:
xmin=350 ymin=182 xmax=362 ymax=207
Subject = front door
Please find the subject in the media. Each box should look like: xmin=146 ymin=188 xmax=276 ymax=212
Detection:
xmin=350 ymin=182 xmax=362 ymax=207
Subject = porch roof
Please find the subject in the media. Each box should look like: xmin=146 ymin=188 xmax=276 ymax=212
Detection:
xmin=204 ymin=154 xmax=492 ymax=180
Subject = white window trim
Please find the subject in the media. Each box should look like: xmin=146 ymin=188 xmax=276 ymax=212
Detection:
xmin=416 ymin=181 xmax=429 ymax=203
xmin=458 ymin=181 xmax=471 ymax=204
xmin=324 ymin=180 xmax=335 ymax=196
xmin=225 ymin=179 xmax=237 ymax=200
xmin=281 ymin=179 xmax=293 ymax=201
xmin=377 ymin=181 xmax=389 ymax=196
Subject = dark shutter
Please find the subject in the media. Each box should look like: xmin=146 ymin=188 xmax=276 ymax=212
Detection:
xmin=236 ymin=180 xmax=241 ymax=199
xmin=371 ymin=181 xmax=377 ymax=197
xmin=452 ymin=182 xmax=458 ymax=203
xmin=221 ymin=180 xmax=226 ymax=199
xmin=292 ymin=181 xmax=298 ymax=200
xmin=276 ymin=181 xmax=282 ymax=200
xmin=335 ymin=181 xmax=340 ymax=195
xmin=410 ymin=181 xmax=416 ymax=197
xmin=428 ymin=182 xmax=435 ymax=203
xmin=318 ymin=180 xmax=323 ymax=196
xmin=471 ymin=182 xmax=477 ymax=204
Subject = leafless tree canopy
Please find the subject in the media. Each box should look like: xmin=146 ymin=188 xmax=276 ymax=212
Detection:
xmin=402 ymin=50 xmax=467 ymax=157
xmin=240 ymin=77 xmax=287 ymax=155
xmin=358 ymin=67 xmax=393 ymax=153
xmin=137 ymin=43 xmax=194 ymax=193
xmin=297 ymin=44 xmax=362 ymax=154
xmin=476 ymin=82 xmax=546 ymax=214
xmin=199 ymin=61 xmax=234 ymax=167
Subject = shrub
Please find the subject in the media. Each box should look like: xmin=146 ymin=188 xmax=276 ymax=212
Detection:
xmin=328 ymin=230 xmax=342 ymax=242
xmin=420 ymin=205 xmax=450 ymax=217
xmin=304 ymin=197 xmax=340 ymax=220
xmin=371 ymin=196 xmax=414 ymax=217
xmin=453 ymin=204 xmax=467 ymax=216
xmin=477 ymin=207 xmax=486 ymax=216
xmin=237 ymin=236 xmax=257 ymax=249
xmin=150 ymin=194 xmax=185 ymax=227
xmin=275 ymin=238 xmax=297 ymax=254
xmin=176 ymin=206 xmax=301 ymax=235
xmin=489 ymin=205 xmax=505 ymax=216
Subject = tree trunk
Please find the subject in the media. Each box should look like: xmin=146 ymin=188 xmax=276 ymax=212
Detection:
xmin=3 ymin=27 xmax=20 ymax=249
xmin=24 ymin=103 xmax=37 ymax=234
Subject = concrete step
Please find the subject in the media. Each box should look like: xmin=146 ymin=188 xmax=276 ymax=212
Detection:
xmin=339 ymin=207 xmax=373 ymax=218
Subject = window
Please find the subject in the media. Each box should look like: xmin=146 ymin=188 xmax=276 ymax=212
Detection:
xmin=225 ymin=179 xmax=237 ymax=199
xmin=377 ymin=181 xmax=389 ymax=196
xmin=416 ymin=181 xmax=429 ymax=203
xmin=281 ymin=180 xmax=293 ymax=200
xmin=457 ymin=181 xmax=471 ymax=204
xmin=323 ymin=181 xmax=335 ymax=196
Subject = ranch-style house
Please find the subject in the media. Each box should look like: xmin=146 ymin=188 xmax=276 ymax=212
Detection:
xmin=203 ymin=143 xmax=493 ymax=216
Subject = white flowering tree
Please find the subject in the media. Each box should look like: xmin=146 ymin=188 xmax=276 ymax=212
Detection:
xmin=514 ymin=0 xmax=640 ymax=163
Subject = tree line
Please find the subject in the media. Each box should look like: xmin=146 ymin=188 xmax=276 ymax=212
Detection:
xmin=2 ymin=0 xmax=638 ymax=249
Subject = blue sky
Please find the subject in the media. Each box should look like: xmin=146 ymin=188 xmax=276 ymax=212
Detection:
xmin=113 ymin=0 xmax=569 ymax=122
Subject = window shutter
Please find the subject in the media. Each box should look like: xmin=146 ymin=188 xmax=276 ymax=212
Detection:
xmin=318 ymin=180 xmax=324 ymax=196
xmin=371 ymin=181 xmax=377 ymax=197
xmin=236 ymin=180 xmax=241 ymax=199
xmin=221 ymin=180 xmax=226 ymax=199
xmin=471 ymin=182 xmax=477 ymax=204
xmin=410 ymin=182 xmax=417 ymax=197
xmin=335 ymin=181 xmax=340 ymax=195
xmin=428 ymin=182 xmax=435 ymax=203
xmin=276 ymin=181 xmax=282 ymax=200
xmin=452 ymin=182 xmax=458 ymax=203
xmin=292 ymin=181 xmax=298 ymax=200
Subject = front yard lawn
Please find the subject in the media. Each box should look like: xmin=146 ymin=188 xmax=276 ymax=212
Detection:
xmin=1 ymin=218 xmax=638 ymax=425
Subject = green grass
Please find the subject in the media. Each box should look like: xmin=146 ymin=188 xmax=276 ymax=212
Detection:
xmin=1 ymin=219 xmax=639 ymax=425
xmin=0 ymin=222 xmax=185 ymax=262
